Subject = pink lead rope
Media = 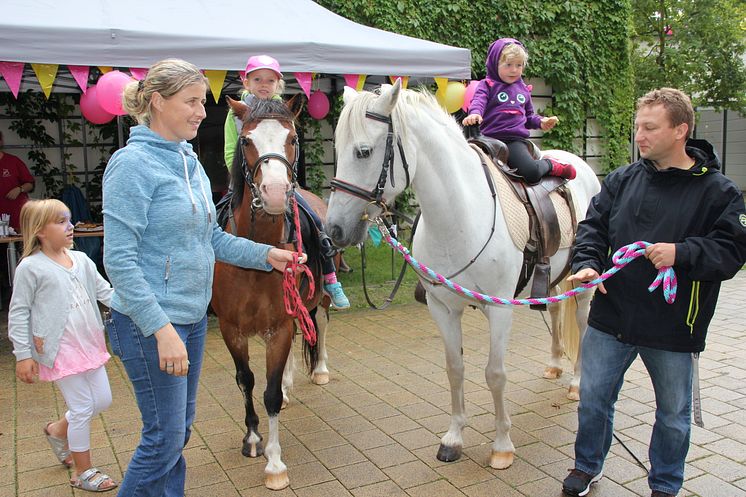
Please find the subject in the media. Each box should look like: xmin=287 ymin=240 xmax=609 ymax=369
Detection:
xmin=283 ymin=195 xmax=317 ymax=345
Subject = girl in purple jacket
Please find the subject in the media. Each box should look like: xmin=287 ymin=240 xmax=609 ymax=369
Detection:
xmin=463 ymin=38 xmax=576 ymax=183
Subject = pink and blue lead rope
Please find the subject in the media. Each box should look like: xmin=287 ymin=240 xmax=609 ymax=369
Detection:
xmin=377 ymin=223 xmax=677 ymax=306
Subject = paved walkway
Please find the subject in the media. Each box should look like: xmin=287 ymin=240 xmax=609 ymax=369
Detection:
xmin=1 ymin=272 xmax=745 ymax=497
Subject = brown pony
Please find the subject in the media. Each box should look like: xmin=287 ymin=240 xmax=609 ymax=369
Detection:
xmin=211 ymin=97 xmax=331 ymax=490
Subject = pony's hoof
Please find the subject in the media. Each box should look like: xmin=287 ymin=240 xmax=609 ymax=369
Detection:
xmin=281 ymin=397 xmax=289 ymax=410
xmin=312 ymin=372 xmax=329 ymax=385
xmin=265 ymin=470 xmax=289 ymax=490
xmin=436 ymin=443 xmax=462 ymax=462
xmin=567 ymin=385 xmax=580 ymax=401
xmin=543 ymin=366 xmax=563 ymax=379
xmin=489 ymin=450 xmax=514 ymax=469
xmin=242 ymin=439 xmax=264 ymax=458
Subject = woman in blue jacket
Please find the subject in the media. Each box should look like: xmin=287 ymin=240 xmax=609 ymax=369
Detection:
xmin=103 ymin=58 xmax=300 ymax=497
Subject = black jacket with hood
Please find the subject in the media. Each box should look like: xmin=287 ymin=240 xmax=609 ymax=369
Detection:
xmin=572 ymin=139 xmax=746 ymax=352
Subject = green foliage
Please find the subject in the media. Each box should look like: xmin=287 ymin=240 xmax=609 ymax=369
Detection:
xmin=316 ymin=0 xmax=635 ymax=171
xmin=632 ymin=0 xmax=746 ymax=112
xmin=0 ymin=92 xmax=117 ymax=209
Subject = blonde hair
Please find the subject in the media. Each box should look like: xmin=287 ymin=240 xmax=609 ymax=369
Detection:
xmin=637 ymin=88 xmax=695 ymax=139
xmin=499 ymin=43 xmax=528 ymax=66
xmin=122 ymin=59 xmax=208 ymax=125
xmin=20 ymin=199 xmax=70 ymax=258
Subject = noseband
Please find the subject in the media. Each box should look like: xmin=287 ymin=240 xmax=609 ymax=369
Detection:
xmin=239 ymin=115 xmax=299 ymax=211
xmin=329 ymin=111 xmax=411 ymax=211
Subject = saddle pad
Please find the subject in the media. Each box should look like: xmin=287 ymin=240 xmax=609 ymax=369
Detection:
xmin=485 ymin=157 xmax=575 ymax=252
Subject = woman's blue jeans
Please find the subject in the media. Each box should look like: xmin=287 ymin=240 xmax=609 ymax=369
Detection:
xmin=574 ymin=326 xmax=692 ymax=496
xmin=106 ymin=310 xmax=207 ymax=497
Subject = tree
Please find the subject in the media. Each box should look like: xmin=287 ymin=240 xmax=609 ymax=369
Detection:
xmin=632 ymin=0 xmax=746 ymax=112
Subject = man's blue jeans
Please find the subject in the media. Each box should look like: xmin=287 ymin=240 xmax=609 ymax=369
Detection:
xmin=106 ymin=310 xmax=207 ymax=497
xmin=574 ymin=326 xmax=692 ymax=496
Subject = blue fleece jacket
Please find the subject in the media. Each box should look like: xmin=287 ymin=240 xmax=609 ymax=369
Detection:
xmin=103 ymin=125 xmax=274 ymax=336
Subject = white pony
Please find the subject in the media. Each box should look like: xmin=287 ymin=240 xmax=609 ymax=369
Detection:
xmin=326 ymin=80 xmax=600 ymax=469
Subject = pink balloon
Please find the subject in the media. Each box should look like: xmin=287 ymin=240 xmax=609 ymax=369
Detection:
xmin=97 ymin=70 xmax=133 ymax=116
xmin=462 ymin=80 xmax=480 ymax=112
xmin=307 ymin=90 xmax=330 ymax=120
xmin=80 ymin=85 xmax=115 ymax=125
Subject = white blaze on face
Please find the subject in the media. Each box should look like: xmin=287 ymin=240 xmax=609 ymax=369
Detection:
xmin=250 ymin=120 xmax=292 ymax=214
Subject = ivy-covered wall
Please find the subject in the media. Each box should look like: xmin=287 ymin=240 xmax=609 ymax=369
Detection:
xmin=317 ymin=0 xmax=635 ymax=171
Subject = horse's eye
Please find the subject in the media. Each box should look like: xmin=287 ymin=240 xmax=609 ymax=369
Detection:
xmin=355 ymin=146 xmax=371 ymax=159
xmin=240 ymin=136 xmax=250 ymax=146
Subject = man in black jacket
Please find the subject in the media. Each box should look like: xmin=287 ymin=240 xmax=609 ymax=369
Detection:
xmin=561 ymin=88 xmax=746 ymax=497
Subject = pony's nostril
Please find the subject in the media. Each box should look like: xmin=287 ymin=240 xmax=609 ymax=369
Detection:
xmin=329 ymin=224 xmax=343 ymax=244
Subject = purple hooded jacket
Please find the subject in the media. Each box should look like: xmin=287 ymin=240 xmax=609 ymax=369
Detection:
xmin=467 ymin=38 xmax=543 ymax=140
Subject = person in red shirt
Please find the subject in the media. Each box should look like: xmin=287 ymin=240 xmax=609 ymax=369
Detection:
xmin=0 ymin=130 xmax=35 ymax=231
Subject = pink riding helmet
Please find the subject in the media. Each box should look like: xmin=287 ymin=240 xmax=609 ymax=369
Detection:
xmin=245 ymin=55 xmax=283 ymax=79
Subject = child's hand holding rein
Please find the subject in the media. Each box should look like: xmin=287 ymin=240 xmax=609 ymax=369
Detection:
xmin=540 ymin=116 xmax=559 ymax=131
xmin=16 ymin=358 xmax=38 ymax=383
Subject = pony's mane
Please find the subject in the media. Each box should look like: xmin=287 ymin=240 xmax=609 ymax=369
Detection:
xmin=230 ymin=98 xmax=295 ymax=209
xmin=335 ymin=86 xmax=463 ymax=151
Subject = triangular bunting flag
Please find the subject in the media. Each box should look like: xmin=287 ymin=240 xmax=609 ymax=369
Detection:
xmin=130 ymin=68 xmax=148 ymax=80
xmin=0 ymin=61 xmax=24 ymax=98
xmin=98 ymin=66 xmax=113 ymax=74
xmin=204 ymin=70 xmax=228 ymax=104
xmin=68 ymin=65 xmax=90 ymax=93
xmin=238 ymin=70 xmax=246 ymax=81
xmin=388 ymin=76 xmax=409 ymax=89
xmin=434 ymin=77 xmax=448 ymax=92
xmin=31 ymin=63 xmax=58 ymax=99
xmin=294 ymin=72 xmax=313 ymax=98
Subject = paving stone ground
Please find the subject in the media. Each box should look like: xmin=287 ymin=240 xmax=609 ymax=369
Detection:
xmin=1 ymin=271 xmax=744 ymax=497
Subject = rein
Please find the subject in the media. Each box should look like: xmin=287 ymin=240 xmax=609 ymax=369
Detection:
xmin=374 ymin=218 xmax=678 ymax=306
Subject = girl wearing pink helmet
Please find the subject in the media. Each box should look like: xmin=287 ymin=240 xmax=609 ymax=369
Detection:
xmin=223 ymin=55 xmax=350 ymax=309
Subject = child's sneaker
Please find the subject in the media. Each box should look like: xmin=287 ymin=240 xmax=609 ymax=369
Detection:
xmin=547 ymin=157 xmax=577 ymax=180
xmin=324 ymin=282 xmax=350 ymax=309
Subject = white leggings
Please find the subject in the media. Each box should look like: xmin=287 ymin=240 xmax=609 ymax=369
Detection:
xmin=55 ymin=366 xmax=112 ymax=452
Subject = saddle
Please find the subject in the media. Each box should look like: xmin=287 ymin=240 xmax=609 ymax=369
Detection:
xmin=469 ymin=137 xmax=578 ymax=310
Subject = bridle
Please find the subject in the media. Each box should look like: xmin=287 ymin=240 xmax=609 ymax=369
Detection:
xmin=238 ymin=115 xmax=299 ymax=211
xmin=329 ymin=111 xmax=411 ymax=215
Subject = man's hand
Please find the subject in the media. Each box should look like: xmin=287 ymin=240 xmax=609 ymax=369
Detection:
xmin=566 ymin=267 xmax=606 ymax=294
xmin=540 ymin=116 xmax=559 ymax=131
xmin=462 ymin=114 xmax=483 ymax=126
xmin=16 ymin=358 xmax=38 ymax=383
xmin=645 ymin=243 xmax=676 ymax=269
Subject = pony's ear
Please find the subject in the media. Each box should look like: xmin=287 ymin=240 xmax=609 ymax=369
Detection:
xmin=374 ymin=77 xmax=401 ymax=116
xmin=226 ymin=96 xmax=249 ymax=122
xmin=286 ymin=93 xmax=304 ymax=119
xmin=343 ymin=86 xmax=359 ymax=106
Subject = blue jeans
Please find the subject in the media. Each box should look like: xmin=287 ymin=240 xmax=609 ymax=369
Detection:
xmin=106 ymin=310 xmax=207 ymax=497
xmin=574 ymin=326 xmax=692 ymax=495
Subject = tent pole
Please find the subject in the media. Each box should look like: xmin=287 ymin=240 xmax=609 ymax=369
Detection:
xmin=117 ymin=115 xmax=124 ymax=149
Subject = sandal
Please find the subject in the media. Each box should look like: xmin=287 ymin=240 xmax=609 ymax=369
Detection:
xmin=43 ymin=422 xmax=72 ymax=468
xmin=70 ymin=467 xmax=118 ymax=493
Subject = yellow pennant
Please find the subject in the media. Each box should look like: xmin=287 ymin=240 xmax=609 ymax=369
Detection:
xmin=204 ymin=70 xmax=228 ymax=103
xmin=31 ymin=63 xmax=58 ymax=99
xmin=98 ymin=66 xmax=113 ymax=74
xmin=356 ymin=74 xmax=367 ymax=91
xmin=434 ymin=77 xmax=448 ymax=92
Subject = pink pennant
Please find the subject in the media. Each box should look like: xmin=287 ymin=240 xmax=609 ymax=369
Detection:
xmin=343 ymin=74 xmax=360 ymax=90
xmin=130 ymin=68 xmax=148 ymax=80
xmin=68 ymin=65 xmax=90 ymax=93
xmin=294 ymin=72 xmax=313 ymax=98
xmin=238 ymin=70 xmax=246 ymax=81
xmin=0 ymin=62 xmax=25 ymax=98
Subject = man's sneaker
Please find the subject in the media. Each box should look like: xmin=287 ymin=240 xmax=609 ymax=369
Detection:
xmin=547 ymin=157 xmax=577 ymax=180
xmin=651 ymin=491 xmax=675 ymax=497
xmin=562 ymin=469 xmax=602 ymax=496
xmin=324 ymin=282 xmax=350 ymax=309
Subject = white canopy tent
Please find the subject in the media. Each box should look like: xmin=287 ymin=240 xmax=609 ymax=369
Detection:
xmin=0 ymin=0 xmax=471 ymax=80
